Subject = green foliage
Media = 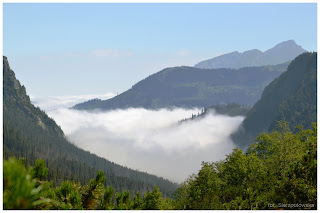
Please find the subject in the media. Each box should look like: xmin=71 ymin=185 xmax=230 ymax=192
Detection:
xmin=276 ymin=123 xmax=317 ymax=209
xmin=55 ymin=181 xmax=83 ymax=210
xmin=143 ymin=186 xmax=163 ymax=209
xmin=133 ymin=192 xmax=143 ymax=209
xmin=122 ymin=190 xmax=131 ymax=210
xmin=114 ymin=190 xmax=133 ymax=210
xmin=3 ymin=158 xmax=53 ymax=209
xmin=30 ymin=159 xmax=49 ymax=181
xmin=3 ymin=158 xmax=38 ymax=209
xmin=103 ymin=186 xmax=114 ymax=209
xmin=141 ymin=186 xmax=175 ymax=210
xmin=115 ymin=192 xmax=124 ymax=210
xmin=81 ymin=170 xmax=106 ymax=209
xmin=18 ymin=157 xmax=26 ymax=166
xmin=172 ymin=181 xmax=190 ymax=209
xmin=187 ymin=162 xmax=224 ymax=209
xmin=178 ymin=122 xmax=317 ymax=210
xmin=249 ymin=122 xmax=306 ymax=178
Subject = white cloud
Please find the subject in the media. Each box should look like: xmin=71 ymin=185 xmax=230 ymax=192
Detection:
xmin=47 ymin=107 xmax=243 ymax=183
xmin=31 ymin=93 xmax=115 ymax=112
xmin=92 ymin=49 xmax=133 ymax=57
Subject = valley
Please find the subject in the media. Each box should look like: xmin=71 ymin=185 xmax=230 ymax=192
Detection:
xmin=3 ymin=47 xmax=317 ymax=211
xmin=3 ymin=3 xmax=317 ymax=210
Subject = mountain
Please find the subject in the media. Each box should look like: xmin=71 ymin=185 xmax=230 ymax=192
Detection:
xmin=73 ymin=62 xmax=289 ymax=111
xmin=232 ymin=52 xmax=317 ymax=148
xmin=194 ymin=40 xmax=306 ymax=69
xmin=3 ymin=56 xmax=178 ymax=196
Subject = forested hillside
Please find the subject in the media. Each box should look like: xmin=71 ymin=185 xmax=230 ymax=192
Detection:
xmin=173 ymin=122 xmax=317 ymax=210
xmin=3 ymin=56 xmax=178 ymax=196
xmin=73 ymin=62 xmax=289 ymax=110
xmin=3 ymin=53 xmax=316 ymax=210
xmin=233 ymin=52 xmax=317 ymax=148
xmin=194 ymin=40 xmax=306 ymax=69
xmin=4 ymin=122 xmax=316 ymax=210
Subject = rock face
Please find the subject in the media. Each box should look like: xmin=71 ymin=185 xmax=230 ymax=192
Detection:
xmin=3 ymin=56 xmax=30 ymax=104
xmin=3 ymin=56 xmax=63 ymax=136
xmin=194 ymin=40 xmax=306 ymax=69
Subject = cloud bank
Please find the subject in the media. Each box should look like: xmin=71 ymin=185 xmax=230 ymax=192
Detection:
xmin=46 ymin=107 xmax=243 ymax=183
xmin=31 ymin=93 xmax=115 ymax=111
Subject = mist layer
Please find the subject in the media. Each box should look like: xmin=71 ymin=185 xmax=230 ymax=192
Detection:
xmin=46 ymin=107 xmax=243 ymax=183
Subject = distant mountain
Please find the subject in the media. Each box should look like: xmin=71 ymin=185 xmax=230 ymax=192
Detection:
xmin=3 ymin=56 xmax=178 ymax=196
xmin=232 ymin=52 xmax=317 ymax=148
xmin=194 ymin=40 xmax=306 ymax=69
xmin=73 ymin=62 xmax=289 ymax=111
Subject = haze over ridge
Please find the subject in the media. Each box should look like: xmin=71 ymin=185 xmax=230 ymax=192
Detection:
xmin=194 ymin=40 xmax=306 ymax=69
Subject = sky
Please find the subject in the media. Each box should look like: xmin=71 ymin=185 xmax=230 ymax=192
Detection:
xmin=3 ymin=3 xmax=317 ymax=97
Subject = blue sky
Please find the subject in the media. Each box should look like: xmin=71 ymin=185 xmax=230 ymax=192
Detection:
xmin=3 ymin=3 xmax=317 ymax=97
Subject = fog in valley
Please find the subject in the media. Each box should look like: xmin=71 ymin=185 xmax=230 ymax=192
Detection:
xmin=33 ymin=96 xmax=244 ymax=183
xmin=31 ymin=93 xmax=115 ymax=111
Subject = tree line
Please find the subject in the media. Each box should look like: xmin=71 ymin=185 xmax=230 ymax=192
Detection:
xmin=4 ymin=121 xmax=317 ymax=210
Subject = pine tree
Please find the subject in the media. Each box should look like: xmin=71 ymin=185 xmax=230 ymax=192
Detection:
xmin=81 ymin=170 xmax=106 ymax=209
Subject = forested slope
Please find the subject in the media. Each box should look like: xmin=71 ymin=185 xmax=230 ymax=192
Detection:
xmin=4 ymin=122 xmax=317 ymax=210
xmin=233 ymin=52 xmax=317 ymax=148
xmin=73 ymin=62 xmax=289 ymax=110
xmin=3 ymin=56 xmax=178 ymax=196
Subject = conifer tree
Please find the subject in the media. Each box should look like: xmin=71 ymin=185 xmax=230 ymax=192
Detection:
xmin=103 ymin=186 xmax=114 ymax=209
xmin=81 ymin=170 xmax=106 ymax=209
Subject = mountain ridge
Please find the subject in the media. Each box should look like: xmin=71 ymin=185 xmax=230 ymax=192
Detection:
xmin=194 ymin=40 xmax=306 ymax=69
xmin=73 ymin=62 xmax=289 ymax=111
